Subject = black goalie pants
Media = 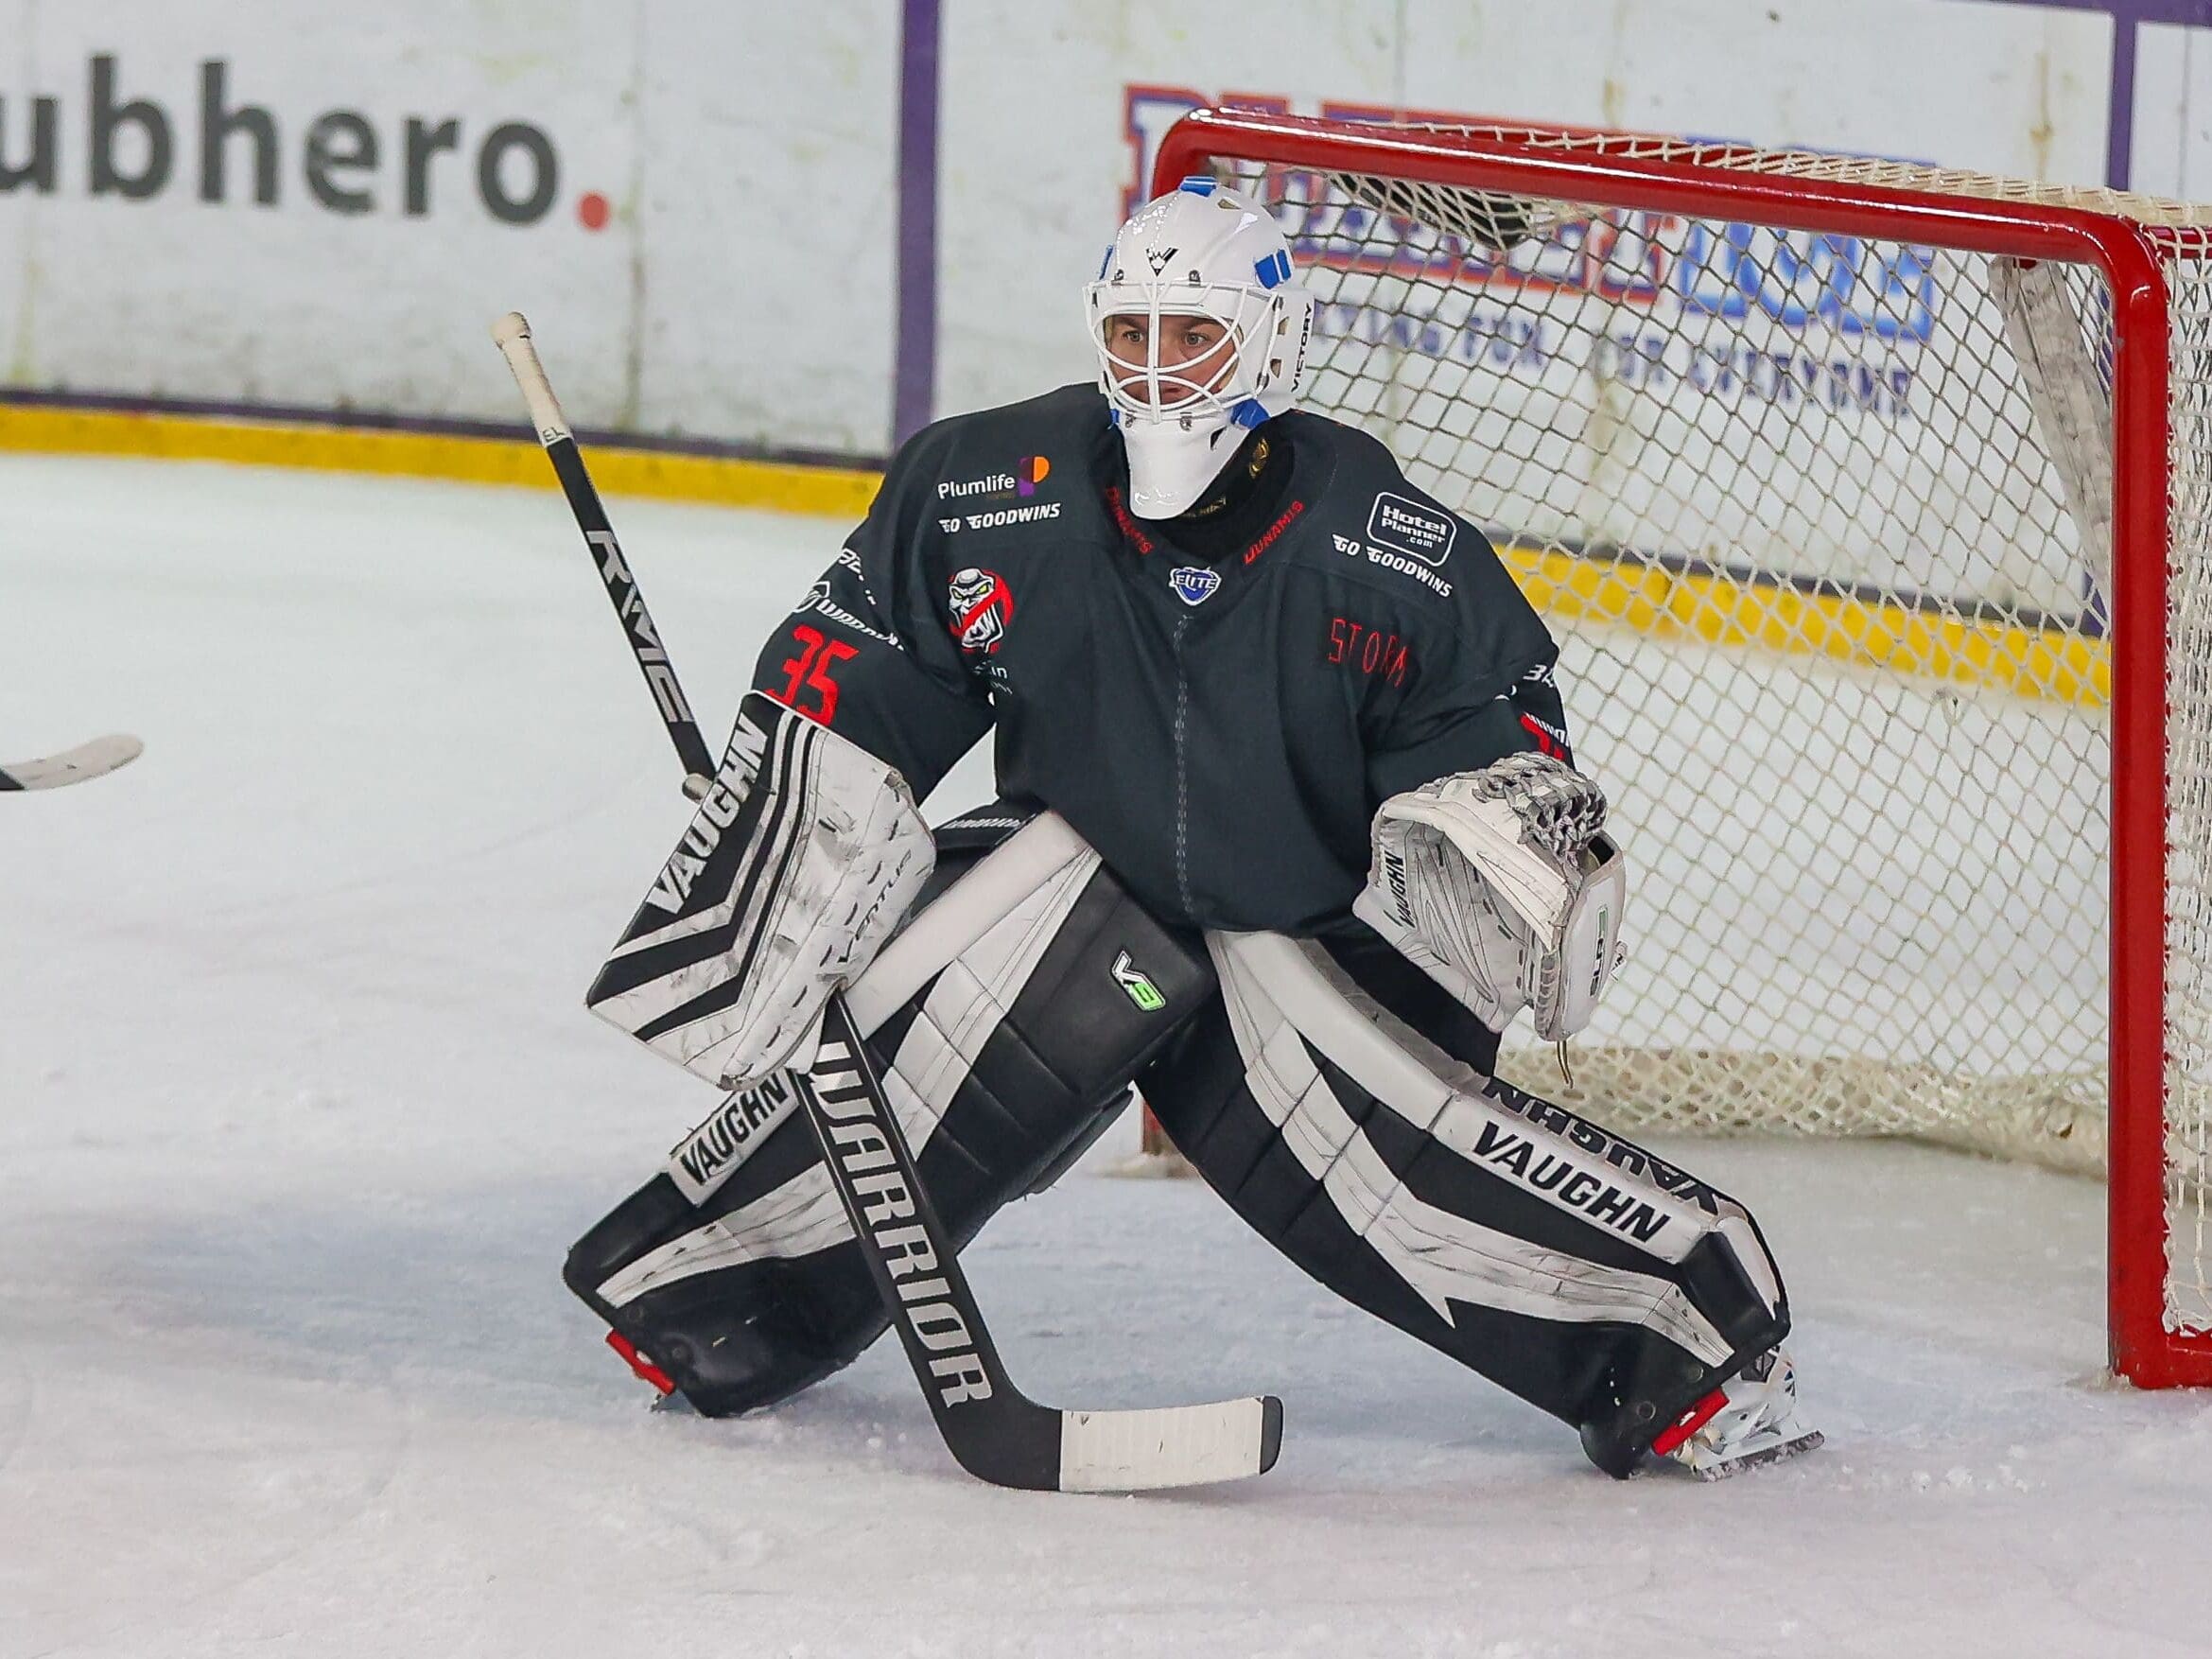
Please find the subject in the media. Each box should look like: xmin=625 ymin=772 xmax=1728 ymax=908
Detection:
xmin=566 ymin=810 xmax=1790 ymax=1470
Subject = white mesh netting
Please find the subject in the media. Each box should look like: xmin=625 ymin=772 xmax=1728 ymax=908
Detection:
xmin=1193 ymin=131 xmax=2212 ymax=1332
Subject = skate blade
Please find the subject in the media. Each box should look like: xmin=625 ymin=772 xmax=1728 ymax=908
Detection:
xmin=1686 ymin=1426 xmax=1824 ymax=1481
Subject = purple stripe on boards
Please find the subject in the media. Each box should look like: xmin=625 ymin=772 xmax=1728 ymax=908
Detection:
xmin=893 ymin=0 xmax=944 ymax=447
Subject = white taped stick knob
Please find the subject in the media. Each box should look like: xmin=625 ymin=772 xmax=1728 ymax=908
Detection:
xmin=490 ymin=309 xmax=572 ymax=445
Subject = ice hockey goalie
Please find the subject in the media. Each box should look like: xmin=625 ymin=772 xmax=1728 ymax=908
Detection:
xmin=566 ymin=178 xmax=1820 ymax=1480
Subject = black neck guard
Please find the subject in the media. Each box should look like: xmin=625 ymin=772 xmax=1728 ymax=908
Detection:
xmin=1152 ymin=424 xmax=1294 ymax=566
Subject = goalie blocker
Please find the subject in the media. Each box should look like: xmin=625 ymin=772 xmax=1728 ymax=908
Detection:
xmin=570 ymin=810 xmax=1791 ymax=1476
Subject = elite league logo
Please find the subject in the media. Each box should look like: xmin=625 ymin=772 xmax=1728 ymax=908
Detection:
xmin=1169 ymin=567 xmax=1220 ymax=606
xmin=948 ymin=567 xmax=1015 ymax=653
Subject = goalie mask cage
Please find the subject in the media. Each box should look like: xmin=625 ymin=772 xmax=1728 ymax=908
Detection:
xmin=1152 ymin=107 xmax=2212 ymax=1388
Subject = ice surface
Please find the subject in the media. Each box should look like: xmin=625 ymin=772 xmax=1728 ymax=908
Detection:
xmin=5 ymin=455 xmax=2209 ymax=1658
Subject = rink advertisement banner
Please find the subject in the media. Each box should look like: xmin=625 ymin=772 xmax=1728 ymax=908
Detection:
xmin=1255 ymin=166 xmax=2100 ymax=621
xmin=0 ymin=0 xmax=2198 ymax=594
xmin=0 ymin=4 xmax=901 ymax=457
xmin=933 ymin=0 xmax=2128 ymax=619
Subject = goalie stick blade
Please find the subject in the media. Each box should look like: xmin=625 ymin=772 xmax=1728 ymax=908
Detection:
xmin=1059 ymin=1395 xmax=1283 ymax=1493
xmin=797 ymin=997 xmax=1282 ymax=1493
xmin=0 ymin=734 xmax=143 ymax=792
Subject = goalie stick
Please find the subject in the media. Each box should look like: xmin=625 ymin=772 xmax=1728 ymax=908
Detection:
xmin=0 ymin=734 xmax=143 ymax=792
xmin=489 ymin=312 xmax=715 ymax=797
xmin=492 ymin=311 xmax=1283 ymax=1493
xmin=801 ymin=997 xmax=1280 ymax=1491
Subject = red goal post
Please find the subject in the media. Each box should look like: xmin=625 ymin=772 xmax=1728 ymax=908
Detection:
xmin=1149 ymin=106 xmax=2212 ymax=1388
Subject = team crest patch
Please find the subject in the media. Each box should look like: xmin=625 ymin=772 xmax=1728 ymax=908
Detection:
xmin=1169 ymin=566 xmax=1221 ymax=606
xmin=949 ymin=567 xmax=1015 ymax=653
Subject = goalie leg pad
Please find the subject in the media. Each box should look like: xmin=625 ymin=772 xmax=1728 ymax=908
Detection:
xmin=566 ymin=810 xmax=1215 ymax=1416
xmin=1141 ymin=930 xmax=1789 ymax=1475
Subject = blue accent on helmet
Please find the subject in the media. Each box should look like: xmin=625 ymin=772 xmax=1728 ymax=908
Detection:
xmin=1097 ymin=243 xmax=1115 ymax=280
xmin=1252 ymin=251 xmax=1293 ymax=289
xmin=1107 ymin=407 xmax=1123 ymax=427
xmin=1229 ymin=398 xmax=1268 ymax=429
xmin=1177 ymin=175 xmax=1218 ymax=196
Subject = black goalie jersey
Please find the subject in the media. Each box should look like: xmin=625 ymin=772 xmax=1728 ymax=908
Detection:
xmin=750 ymin=382 xmax=1572 ymax=936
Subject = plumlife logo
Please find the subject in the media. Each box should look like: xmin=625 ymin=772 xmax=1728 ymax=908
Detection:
xmin=0 ymin=55 xmax=613 ymax=230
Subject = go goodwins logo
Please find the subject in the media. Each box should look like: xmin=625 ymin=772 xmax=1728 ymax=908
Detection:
xmin=0 ymin=55 xmax=614 ymax=229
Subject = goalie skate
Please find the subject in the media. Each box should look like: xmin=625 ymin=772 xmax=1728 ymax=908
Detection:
xmin=1650 ymin=1349 xmax=1822 ymax=1479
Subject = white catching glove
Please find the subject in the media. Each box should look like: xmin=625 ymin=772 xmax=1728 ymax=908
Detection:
xmin=1352 ymin=751 xmax=1627 ymax=1042
xmin=585 ymin=690 xmax=935 ymax=1090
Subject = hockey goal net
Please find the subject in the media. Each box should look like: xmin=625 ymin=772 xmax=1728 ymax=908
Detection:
xmin=1152 ymin=108 xmax=2212 ymax=1388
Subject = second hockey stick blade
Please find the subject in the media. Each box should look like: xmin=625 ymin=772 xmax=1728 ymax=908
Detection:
xmin=0 ymin=734 xmax=143 ymax=792
xmin=795 ymin=996 xmax=1282 ymax=1493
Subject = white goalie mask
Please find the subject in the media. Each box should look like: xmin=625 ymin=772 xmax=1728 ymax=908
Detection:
xmin=1085 ymin=179 xmax=1314 ymax=518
